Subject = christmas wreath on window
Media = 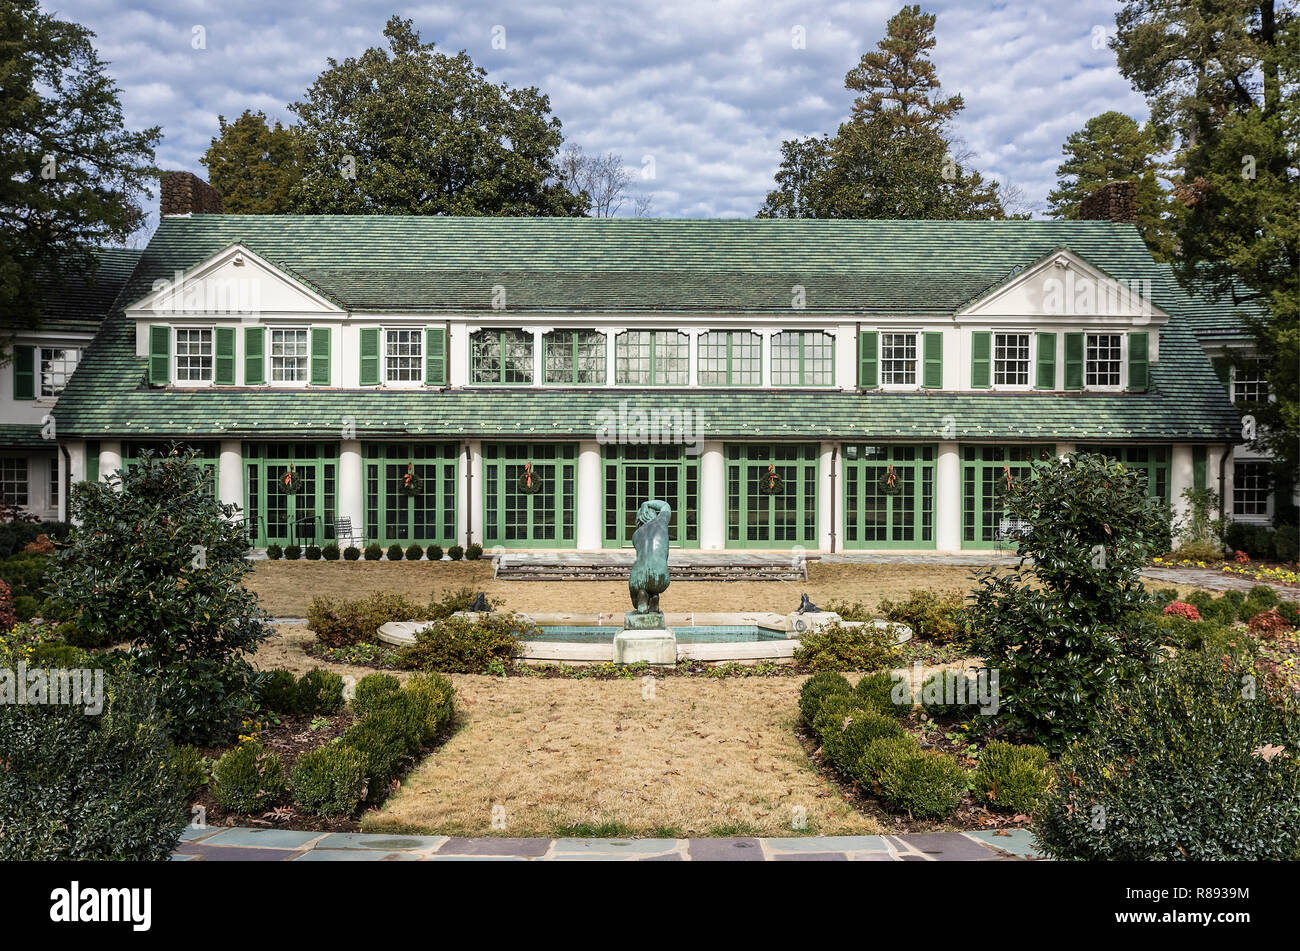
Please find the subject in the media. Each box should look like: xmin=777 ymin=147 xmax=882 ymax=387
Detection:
xmin=758 ymin=463 xmax=784 ymax=496
xmin=279 ymin=464 xmax=303 ymax=495
xmin=517 ymin=461 xmax=544 ymax=495
xmin=400 ymin=463 xmax=422 ymax=498
xmin=877 ymin=464 xmax=903 ymax=496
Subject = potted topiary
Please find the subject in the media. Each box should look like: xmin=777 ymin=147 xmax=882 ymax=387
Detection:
xmin=405 ymin=544 xmax=424 ymax=561
xmin=448 ymin=544 xmax=464 ymax=561
xmin=284 ymin=544 xmax=303 ymax=561
xmin=386 ymin=543 xmax=404 ymax=561
xmin=322 ymin=542 xmax=341 ymax=561
xmin=466 ymin=543 xmax=483 ymax=560
xmin=266 ymin=543 xmax=283 ymax=560
xmin=363 ymin=543 xmax=382 ymax=561
xmin=305 ymin=545 xmax=322 ymax=561
xmin=343 ymin=546 xmax=361 ymax=561
xmin=427 ymin=544 xmax=444 ymax=561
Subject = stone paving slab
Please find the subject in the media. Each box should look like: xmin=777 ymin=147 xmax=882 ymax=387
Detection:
xmin=437 ymin=836 xmax=553 ymax=857
xmin=964 ymin=829 xmax=1042 ymax=859
xmin=763 ymin=835 xmax=889 ymax=853
xmin=314 ymin=832 xmax=448 ymax=852
xmin=686 ymin=838 xmax=764 ymax=861
xmin=550 ymin=838 xmax=682 ymax=855
xmin=199 ymin=827 xmax=323 ymax=850
xmin=293 ymin=849 xmax=421 ymax=861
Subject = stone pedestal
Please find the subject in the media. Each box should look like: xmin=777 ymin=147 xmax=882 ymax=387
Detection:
xmin=613 ymin=626 xmax=677 ymax=666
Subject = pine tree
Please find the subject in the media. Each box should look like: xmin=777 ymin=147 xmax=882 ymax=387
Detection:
xmin=201 ymin=111 xmax=303 ymax=214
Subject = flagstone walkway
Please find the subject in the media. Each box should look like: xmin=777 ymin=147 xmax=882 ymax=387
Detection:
xmin=174 ymin=826 xmax=1042 ymax=861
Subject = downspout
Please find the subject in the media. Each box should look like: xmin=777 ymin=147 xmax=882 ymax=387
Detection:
xmin=829 ymin=444 xmax=838 ymax=553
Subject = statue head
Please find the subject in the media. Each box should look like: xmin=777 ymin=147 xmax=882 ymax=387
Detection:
xmin=635 ymin=499 xmax=670 ymax=525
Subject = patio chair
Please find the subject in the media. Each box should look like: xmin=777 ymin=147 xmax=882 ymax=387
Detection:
xmin=334 ymin=515 xmax=362 ymax=548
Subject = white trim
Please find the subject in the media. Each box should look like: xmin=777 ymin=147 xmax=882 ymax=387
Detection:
xmin=173 ymin=325 xmax=215 ymax=387
xmin=990 ymin=330 xmax=1034 ymax=392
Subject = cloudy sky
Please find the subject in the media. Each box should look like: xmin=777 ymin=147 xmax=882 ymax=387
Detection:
xmin=56 ymin=0 xmax=1149 ymax=233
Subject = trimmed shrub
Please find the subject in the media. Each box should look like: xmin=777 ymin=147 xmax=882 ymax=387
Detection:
xmin=466 ymin=543 xmax=483 ymax=560
xmin=340 ymin=693 xmax=424 ymax=790
xmin=793 ymin=621 xmax=897 ymax=672
xmin=448 ymin=544 xmax=465 ymax=561
xmin=1185 ymin=590 xmax=1238 ymax=625
xmin=1242 ymin=584 xmax=1279 ymax=620
xmin=811 ymin=693 xmax=869 ymax=743
xmin=27 ymin=641 xmax=91 ymax=667
xmin=305 ymin=545 xmax=322 ymax=561
xmin=405 ymin=544 xmax=424 ymax=561
xmin=855 ymin=669 xmax=911 ymax=718
xmin=972 ymin=741 xmax=1052 ymax=814
xmin=284 ymin=544 xmax=302 ymax=561
xmin=266 ymin=544 xmax=283 ymax=560
xmin=877 ymin=749 xmax=967 ymax=820
xmin=363 ymin=543 xmax=383 ymax=561
xmin=307 ymin=591 xmax=425 ymax=647
xmin=211 ymin=741 xmax=286 ymax=814
xmin=353 ymin=673 xmax=402 ymax=718
xmin=1249 ymin=608 xmax=1292 ymax=638
xmin=427 ymin=545 xmax=444 ymax=561
xmin=397 ymin=612 xmax=532 ymax=673
xmin=798 ymin=671 xmax=852 ymax=726
xmin=291 ymin=744 xmax=367 ymax=816
xmin=1036 ymin=650 xmax=1300 ymax=860
xmin=297 ymin=668 xmax=345 ymax=715
xmin=1162 ymin=601 xmax=1200 ymax=621
xmin=1277 ymin=601 xmax=1300 ymax=628
xmin=918 ymin=669 xmax=983 ymax=721
xmin=822 ymin=710 xmax=907 ymax=774
xmin=876 ymin=589 xmax=967 ymax=643
xmin=259 ymin=668 xmax=300 ymax=714
xmin=852 ymin=734 xmax=923 ymax=788
xmin=170 ymin=745 xmax=212 ymax=799
xmin=405 ymin=672 xmax=456 ymax=741
xmin=322 ymin=543 xmax=341 ymax=561
xmin=386 ymin=543 xmax=404 ymax=561
xmin=344 ymin=546 xmax=361 ymax=561
xmin=0 ymin=669 xmax=190 ymax=860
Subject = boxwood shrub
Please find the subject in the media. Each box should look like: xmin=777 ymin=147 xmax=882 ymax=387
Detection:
xmin=353 ymin=672 xmax=402 ymax=718
xmin=793 ymin=622 xmax=897 ymax=672
xmin=340 ymin=693 xmax=423 ymax=790
xmin=305 ymin=545 xmax=322 ymax=561
xmin=811 ymin=693 xmax=869 ymax=743
xmin=405 ymin=544 xmax=424 ymax=561
xmin=322 ymin=543 xmax=341 ymax=561
xmin=877 ymin=749 xmax=968 ymax=820
xmin=852 ymin=733 xmax=923 ymax=788
xmin=397 ymin=612 xmax=533 ymax=673
xmin=266 ymin=543 xmax=283 ymax=560
xmin=448 ymin=544 xmax=465 ymax=561
xmin=972 ymin=740 xmax=1053 ymax=814
xmin=291 ymin=743 xmax=367 ymax=816
xmin=466 ymin=543 xmax=484 ymax=560
xmin=211 ymin=741 xmax=286 ymax=814
xmin=259 ymin=668 xmax=300 ymax=714
xmin=822 ymin=709 xmax=907 ymax=774
xmin=918 ymin=669 xmax=983 ymax=721
xmin=798 ymin=671 xmax=852 ymax=726
xmin=855 ymin=669 xmax=910 ymax=718
xmin=427 ymin=545 xmax=444 ymax=561
xmin=405 ymin=672 xmax=456 ymax=741
xmin=386 ymin=544 xmax=404 ymax=561
xmin=363 ymin=543 xmax=383 ymax=561
xmin=344 ymin=546 xmax=361 ymax=561
xmin=284 ymin=544 xmax=302 ymax=561
xmin=296 ymin=668 xmax=345 ymax=715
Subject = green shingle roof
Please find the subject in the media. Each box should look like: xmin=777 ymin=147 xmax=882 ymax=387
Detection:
xmin=35 ymin=247 xmax=143 ymax=333
xmin=0 ymin=424 xmax=52 ymax=450
xmin=1154 ymin=263 xmax=1269 ymax=339
xmin=54 ymin=215 xmax=1242 ymax=443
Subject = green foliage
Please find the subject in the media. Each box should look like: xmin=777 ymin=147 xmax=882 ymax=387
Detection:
xmin=291 ymin=743 xmax=367 ymax=817
xmin=794 ymin=620 xmax=897 ymax=672
xmin=918 ymin=669 xmax=983 ymax=721
xmin=852 ymin=733 xmax=923 ymax=787
xmin=386 ymin=544 xmax=404 ymax=561
xmin=405 ymin=544 xmax=424 ymax=561
xmin=0 ymin=552 xmax=51 ymax=621
xmin=1244 ymin=584 xmax=1279 ymax=618
xmin=1225 ymin=522 xmax=1295 ymax=561
xmin=344 ymin=546 xmax=361 ymax=561
xmin=969 ymin=453 xmax=1166 ymax=751
xmin=876 ymin=589 xmax=967 ymax=643
xmin=1036 ymin=650 xmax=1300 ymax=860
xmin=339 ymin=692 xmax=425 ymax=790
xmin=296 ymin=668 xmax=345 ymax=715
xmin=822 ymin=709 xmax=907 ymax=774
xmin=308 ymin=591 xmax=425 ymax=647
xmin=972 ymin=741 xmax=1052 ymax=814
xmin=1174 ymin=487 xmax=1224 ymax=556
xmin=25 ymin=640 xmax=90 ymax=667
xmin=212 ymin=741 xmax=286 ymax=814
xmin=466 ymin=543 xmax=484 ymax=560
xmin=44 ymin=449 xmax=271 ymax=744
xmin=404 ymin=672 xmax=456 ymax=741
xmin=169 ymin=745 xmax=212 ymax=799
xmin=427 ymin=545 xmax=444 ymax=561
xmin=200 ymin=109 xmax=303 ymax=213
xmin=0 ymin=667 xmax=189 ymax=859
xmin=353 ymin=673 xmax=402 ymax=718
xmin=322 ymin=543 xmax=340 ymax=561
xmin=878 ymin=749 xmax=968 ymax=820
xmin=287 ymin=17 xmax=586 ymax=216
xmin=1278 ymin=601 xmax=1300 ymax=628
xmin=855 ymin=669 xmax=911 ymax=718
xmin=811 ymin=693 xmax=869 ymax=742
xmin=258 ymin=668 xmax=299 ymax=714
xmin=823 ymin=599 xmax=873 ymax=621
xmin=363 ymin=543 xmax=382 ymax=561
xmin=798 ymin=671 xmax=853 ymax=725
xmin=266 ymin=543 xmax=283 ymax=560
xmin=448 ymin=545 xmax=465 ymax=561
xmin=397 ymin=612 xmax=531 ymax=673
xmin=305 ymin=545 xmax=322 ymax=561
xmin=284 ymin=544 xmax=302 ymax=560
xmin=0 ymin=519 xmax=69 ymax=559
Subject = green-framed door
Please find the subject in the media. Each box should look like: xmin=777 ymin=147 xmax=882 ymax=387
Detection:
xmin=245 ymin=442 xmax=339 ymax=547
xmin=843 ymin=444 xmax=936 ymax=549
xmin=364 ymin=442 xmax=458 ymax=547
xmin=602 ymin=444 xmax=700 ymax=548
xmin=725 ymin=443 xmax=819 ymax=548
xmin=1080 ymin=445 xmax=1171 ymax=503
xmin=961 ymin=445 xmax=1055 ymax=549
xmin=482 ymin=442 xmax=577 ymax=548
xmin=122 ymin=441 xmax=219 ymax=498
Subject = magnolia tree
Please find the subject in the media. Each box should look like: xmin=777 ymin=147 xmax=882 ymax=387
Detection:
xmin=45 ymin=449 xmax=270 ymax=743
xmin=968 ymin=452 xmax=1168 ymax=751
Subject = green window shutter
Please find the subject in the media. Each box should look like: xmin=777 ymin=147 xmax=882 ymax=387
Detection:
xmin=215 ymin=327 xmax=235 ymax=385
xmin=922 ymin=332 xmax=943 ymax=389
xmin=1211 ymin=356 xmax=1230 ymax=390
xmin=1127 ymin=332 xmax=1149 ymax=392
xmin=425 ymin=326 xmax=446 ymax=386
xmin=1035 ymin=333 xmax=1056 ymax=390
xmin=86 ymin=441 xmax=99 ymax=484
xmin=359 ymin=327 xmax=380 ymax=386
xmin=148 ymin=326 xmax=170 ymax=385
xmin=970 ymin=331 xmax=991 ymax=388
xmin=12 ymin=345 xmax=35 ymax=400
xmin=1063 ymin=332 xmax=1084 ymax=391
xmin=310 ymin=327 xmax=331 ymax=386
xmin=857 ymin=331 xmax=877 ymax=388
xmin=1193 ymin=446 xmax=1207 ymax=490
xmin=244 ymin=327 xmax=265 ymax=384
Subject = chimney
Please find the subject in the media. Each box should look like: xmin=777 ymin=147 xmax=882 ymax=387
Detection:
xmin=160 ymin=171 xmax=223 ymax=216
xmin=1079 ymin=180 xmax=1137 ymax=224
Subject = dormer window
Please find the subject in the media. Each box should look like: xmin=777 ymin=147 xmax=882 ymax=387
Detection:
xmin=993 ymin=333 xmax=1030 ymax=387
xmin=1085 ymin=333 xmax=1122 ymax=388
xmin=386 ymin=329 xmax=424 ymax=383
xmin=175 ymin=329 xmax=213 ymax=382
xmin=39 ymin=347 xmax=80 ymax=397
xmin=879 ymin=333 xmax=917 ymax=386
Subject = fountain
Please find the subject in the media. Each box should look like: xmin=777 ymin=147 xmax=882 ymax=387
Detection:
xmin=613 ymin=499 xmax=678 ymax=666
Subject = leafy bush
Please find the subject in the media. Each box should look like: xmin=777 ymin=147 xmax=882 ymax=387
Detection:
xmin=397 ymin=612 xmax=533 ymax=673
xmin=1036 ymin=650 xmax=1300 ymax=860
xmin=793 ymin=621 xmax=897 ymax=672
xmin=972 ymin=741 xmax=1052 ymax=814
xmin=1162 ymin=601 xmax=1201 ymax=621
xmin=877 ymin=589 xmax=967 ymax=642
xmin=918 ymin=669 xmax=983 ymax=721
xmin=44 ymin=449 xmax=271 ymax=744
xmin=1170 ymin=539 xmax=1224 ymax=561
xmin=259 ymin=668 xmax=300 ymax=714
xmin=344 ymin=546 xmax=361 ymax=561
xmin=363 ymin=543 xmax=383 ymax=561
xmin=1224 ymin=522 xmax=1298 ymax=562
xmin=852 ymin=734 xmax=923 ymax=788
xmin=1277 ymin=601 xmax=1300 ymax=628
xmin=307 ymin=591 xmax=425 ymax=647
xmin=211 ymin=741 xmax=286 ymax=814
xmin=0 ymin=552 xmax=52 ymax=621
xmin=305 ymin=545 xmax=322 ymax=561
xmin=427 ymin=545 xmax=444 ymax=561
xmin=353 ymin=673 xmax=402 ymax=717
xmin=340 ymin=693 xmax=425 ymax=790
xmin=877 ymin=749 xmax=968 ymax=820
xmin=405 ymin=544 xmax=424 ymax=561
xmin=1184 ymin=589 xmax=1239 ymax=625
xmin=322 ymin=543 xmax=340 ymax=561
xmin=1249 ymin=608 xmax=1292 ymax=638
xmin=0 ymin=579 xmax=13 ymax=633
xmin=466 ymin=543 xmax=484 ymax=560
xmin=291 ymin=744 xmax=367 ymax=816
xmin=0 ymin=668 xmax=190 ymax=859
xmin=428 ymin=585 xmax=477 ymax=619
xmin=855 ymin=669 xmax=910 ymax=718
xmin=284 ymin=544 xmax=302 ymax=560
xmin=968 ymin=453 xmax=1166 ymax=751
xmin=27 ymin=641 xmax=91 ymax=667
xmin=170 ymin=745 xmax=212 ymax=799
xmin=799 ymin=671 xmax=852 ymax=725
xmin=811 ymin=693 xmax=869 ymax=743
xmin=448 ymin=544 xmax=465 ymax=561
xmin=404 ymin=672 xmax=456 ymax=741
xmin=266 ymin=543 xmax=283 ymax=560
xmin=386 ymin=544 xmax=404 ymax=561
xmin=1242 ymin=584 xmax=1279 ymax=619
xmin=823 ymin=599 xmax=874 ymax=621
xmin=296 ymin=668 xmax=345 ymax=715
xmin=0 ymin=518 xmax=69 ymax=559
xmin=821 ymin=710 xmax=906 ymax=774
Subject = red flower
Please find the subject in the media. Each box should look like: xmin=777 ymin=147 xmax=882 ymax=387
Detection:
xmin=1163 ymin=601 xmax=1201 ymax=621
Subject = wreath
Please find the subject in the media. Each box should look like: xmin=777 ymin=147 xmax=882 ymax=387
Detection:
xmin=758 ymin=464 xmax=784 ymax=496
xmin=279 ymin=464 xmax=303 ymax=495
xmin=877 ymin=464 xmax=903 ymax=496
xmin=400 ymin=463 xmax=422 ymax=498
xmin=517 ymin=462 xmax=544 ymax=495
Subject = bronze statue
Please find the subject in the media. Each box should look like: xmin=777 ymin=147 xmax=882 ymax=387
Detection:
xmin=627 ymin=499 xmax=671 ymax=625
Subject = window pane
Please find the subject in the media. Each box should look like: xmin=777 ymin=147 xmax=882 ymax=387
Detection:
xmin=1232 ymin=363 xmax=1268 ymax=404
xmin=653 ymin=331 xmax=688 ymax=385
xmin=881 ymin=333 xmax=917 ymax=386
xmin=1086 ymin=334 xmax=1121 ymax=387
xmin=616 ymin=331 xmax=651 ymax=384
xmin=0 ymin=458 xmax=28 ymax=506
xmin=39 ymin=348 xmax=80 ymax=396
xmin=386 ymin=329 xmax=423 ymax=382
xmin=1233 ymin=462 xmax=1270 ymax=516
xmin=771 ymin=332 xmax=801 ymax=385
xmin=175 ymin=329 xmax=213 ymax=382
xmin=994 ymin=333 xmax=1030 ymax=386
xmin=270 ymin=329 xmax=308 ymax=382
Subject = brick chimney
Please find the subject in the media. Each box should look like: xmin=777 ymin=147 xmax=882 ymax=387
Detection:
xmin=1079 ymin=180 xmax=1137 ymax=224
xmin=160 ymin=171 xmax=223 ymax=216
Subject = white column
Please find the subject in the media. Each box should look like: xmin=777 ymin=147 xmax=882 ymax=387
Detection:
xmin=935 ymin=441 xmax=961 ymax=553
xmin=532 ymin=328 xmax=547 ymax=384
xmin=1170 ymin=443 xmax=1195 ymax=525
xmin=576 ymin=440 xmax=602 ymax=550
xmin=98 ymin=440 xmax=122 ymax=483
xmin=1055 ymin=441 xmax=1075 ymax=458
xmin=818 ymin=441 xmax=837 ymax=552
xmin=338 ymin=439 xmax=364 ymax=543
xmin=462 ymin=439 xmax=483 ymax=548
xmin=218 ymin=439 xmax=243 ymax=515
xmin=62 ymin=440 xmax=84 ymax=523
xmin=699 ymin=440 xmax=725 ymax=550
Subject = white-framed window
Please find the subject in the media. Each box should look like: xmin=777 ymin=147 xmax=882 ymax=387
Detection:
xmin=615 ymin=330 xmax=688 ymax=385
xmin=1233 ymin=461 xmax=1271 ymax=517
xmin=1232 ymin=362 xmax=1269 ymax=405
xmin=385 ymin=329 xmax=424 ymax=383
xmin=472 ymin=329 xmax=534 ymax=384
xmin=772 ymin=331 xmax=834 ymax=386
xmin=270 ymin=329 xmax=309 ymax=383
xmin=698 ymin=331 xmax=762 ymax=386
xmin=39 ymin=347 xmax=80 ymax=397
xmin=1085 ymin=333 xmax=1122 ymax=388
xmin=0 ymin=458 xmax=28 ymax=506
xmin=175 ymin=328 xmax=213 ymax=383
xmin=49 ymin=459 xmax=58 ymax=507
xmin=994 ymin=333 xmax=1031 ymax=387
xmin=879 ymin=332 xmax=917 ymax=387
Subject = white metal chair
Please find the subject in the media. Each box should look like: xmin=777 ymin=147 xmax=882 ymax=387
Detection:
xmin=334 ymin=516 xmax=362 ymax=548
